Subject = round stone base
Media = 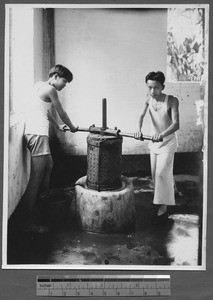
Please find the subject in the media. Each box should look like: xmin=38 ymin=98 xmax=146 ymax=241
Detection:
xmin=75 ymin=176 xmax=136 ymax=234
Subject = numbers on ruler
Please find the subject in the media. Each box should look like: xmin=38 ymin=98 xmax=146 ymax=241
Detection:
xmin=37 ymin=276 xmax=171 ymax=297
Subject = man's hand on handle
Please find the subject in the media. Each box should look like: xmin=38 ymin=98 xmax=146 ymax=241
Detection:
xmin=133 ymin=131 xmax=144 ymax=141
xmin=60 ymin=125 xmax=78 ymax=132
xmin=133 ymin=131 xmax=163 ymax=142
xmin=151 ymin=133 xmax=163 ymax=142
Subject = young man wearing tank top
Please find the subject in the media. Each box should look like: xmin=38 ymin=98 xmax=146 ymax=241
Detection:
xmin=134 ymin=71 xmax=180 ymax=224
xmin=21 ymin=65 xmax=78 ymax=234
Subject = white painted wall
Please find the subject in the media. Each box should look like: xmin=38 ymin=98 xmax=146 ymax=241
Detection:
xmin=6 ymin=7 xmax=43 ymax=217
xmin=6 ymin=7 xmax=205 ymax=218
xmin=54 ymin=8 xmax=203 ymax=155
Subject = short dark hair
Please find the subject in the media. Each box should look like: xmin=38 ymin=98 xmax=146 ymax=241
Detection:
xmin=145 ymin=71 xmax=165 ymax=86
xmin=49 ymin=64 xmax=73 ymax=82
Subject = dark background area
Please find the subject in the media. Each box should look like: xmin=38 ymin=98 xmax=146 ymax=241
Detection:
xmin=1 ymin=1 xmax=213 ymax=300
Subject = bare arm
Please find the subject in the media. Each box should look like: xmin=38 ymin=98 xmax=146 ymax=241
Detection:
xmin=47 ymin=110 xmax=59 ymax=129
xmin=153 ymin=96 xmax=180 ymax=141
xmin=134 ymin=100 xmax=149 ymax=140
xmin=138 ymin=100 xmax=149 ymax=131
xmin=47 ymin=110 xmax=67 ymax=131
xmin=48 ymin=87 xmax=77 ymax=132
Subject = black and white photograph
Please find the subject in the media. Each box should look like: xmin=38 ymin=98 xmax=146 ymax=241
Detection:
xmin=2 ymin=4 xmax=209 ymax=270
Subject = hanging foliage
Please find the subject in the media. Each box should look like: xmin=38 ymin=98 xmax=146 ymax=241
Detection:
xmin=167 ymin=8 xmax=205 ymax=82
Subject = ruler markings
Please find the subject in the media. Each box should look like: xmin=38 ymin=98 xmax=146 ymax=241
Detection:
xmin=37 ymin=275 xmax=171 ymax=297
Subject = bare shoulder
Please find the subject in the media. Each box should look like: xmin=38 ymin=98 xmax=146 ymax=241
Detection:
xmin=145 ymin=93 xmax=150 ymax=105
xmin=145 ymin=99 xmax=150 ymax=106
xmin=168 ymin=95 xmax=179 ymax=107
xmin=35 ymin=81 xmax=57 ymax=98
xmin=35 ymin=81 xmax=53 ymax=90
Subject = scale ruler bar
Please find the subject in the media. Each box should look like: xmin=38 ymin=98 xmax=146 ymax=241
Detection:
xmin=36 ymin=275 xmax=171 ymax=297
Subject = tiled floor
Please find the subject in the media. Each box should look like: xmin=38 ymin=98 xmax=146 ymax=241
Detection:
xmin=7 ymin=175 xmax=203 ymax=267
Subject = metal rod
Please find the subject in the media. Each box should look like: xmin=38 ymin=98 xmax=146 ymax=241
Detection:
xmin=102 ymin=98 xmax=107 ymax=129
xmin=63 ymin=126 xmax=162 ymax=142
xmin=120 ymin=131 xmax=163 ymax=141
xmin=119 ymin=132 xmax=154 ymax=141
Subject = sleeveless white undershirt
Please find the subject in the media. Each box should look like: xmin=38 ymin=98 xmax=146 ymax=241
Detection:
xmin=148 ymin=94 xmax=178 ymax=154
xmin=25 ymin=82 xmax=52 ymax=136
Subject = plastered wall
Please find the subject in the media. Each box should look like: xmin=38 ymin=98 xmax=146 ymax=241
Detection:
xmin=7 ymin=8 xmax=44 ymax=217
xmin=53 ymin=8 xmax=204 ymax=155
xmin=7 ymin=8 xmax=205 ymax=218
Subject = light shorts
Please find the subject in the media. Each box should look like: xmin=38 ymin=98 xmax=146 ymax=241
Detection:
xmin=25 ymin=134 xmax=51 ymax=157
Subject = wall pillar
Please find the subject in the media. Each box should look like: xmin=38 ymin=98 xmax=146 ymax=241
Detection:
xmin=43 ymin=8 xmax=55 ymax=79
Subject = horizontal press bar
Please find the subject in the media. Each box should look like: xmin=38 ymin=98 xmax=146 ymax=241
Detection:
xmin=63 ymin=126 xmax=162 ymax=142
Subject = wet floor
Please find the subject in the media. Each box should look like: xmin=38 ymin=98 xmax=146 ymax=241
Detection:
xmin=7 ymin=175 xmax=203 ymax=267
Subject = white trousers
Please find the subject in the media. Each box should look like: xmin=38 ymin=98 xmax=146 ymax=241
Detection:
xmin=150 ymin=151 xmax=175 ymax=206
